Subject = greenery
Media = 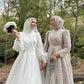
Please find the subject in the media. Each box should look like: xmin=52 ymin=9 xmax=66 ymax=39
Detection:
xmin=80 ymin=59 xmax=84 ymax=62
xmin=0 ymin=62 xmax=5 ymax=67
xmin=0 ymin=0 xmax=84 ymax=64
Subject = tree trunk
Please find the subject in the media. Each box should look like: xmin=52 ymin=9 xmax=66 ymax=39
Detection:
xmin=4 ymin=43 xmax=7 ymax=64
xmin=72 ymin=0 xmax=79 ymax=56
xmin=72 ymin=16 xmax=78 ymax=56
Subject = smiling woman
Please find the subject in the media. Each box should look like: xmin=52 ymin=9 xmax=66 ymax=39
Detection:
xmin=5 ymin=18 xmax=47 ymax=84
xmin=31 ymin=20 xmax=37 ymax=29
xmin=42 ymin=15 xmax=74 ymax=84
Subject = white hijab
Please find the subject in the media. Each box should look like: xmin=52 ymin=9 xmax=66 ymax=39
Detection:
xmin=51 ymin=15 xmax=64 ymax=30
xmin=23 ymin=18 xmax=38 ymax=34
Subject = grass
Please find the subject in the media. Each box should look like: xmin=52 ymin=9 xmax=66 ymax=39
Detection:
xmin=75 ymin=81 xmax=84 ymax=84
xmin=80 ymin=59 xmax=84 ymax=61
xmin=0 ymin=62 xmax=5 ymax=67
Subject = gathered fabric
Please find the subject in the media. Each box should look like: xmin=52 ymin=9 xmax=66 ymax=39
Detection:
xmin=5 ymin=18 xmax=47 ymax=84
xmin=42 ymin=16 xmax=74 ymax=84
xmin=43 ymin=29 xmax=74 ymax=84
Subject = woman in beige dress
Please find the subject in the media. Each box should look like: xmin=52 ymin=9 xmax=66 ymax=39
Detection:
xmin=42 ymin=15 xmax=74 ymax=84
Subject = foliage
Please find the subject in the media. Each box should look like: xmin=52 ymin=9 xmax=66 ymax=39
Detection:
xmin=0 ymin=19 xmax=17 ymax=63
xmin=0 ymin=0 xmax=84 ymax=63
xmin=0 ymin=62 xmax=5 ymax=67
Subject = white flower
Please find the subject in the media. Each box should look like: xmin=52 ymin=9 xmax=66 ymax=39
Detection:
xmin=3 ymin=21 xmax=17 ymax=33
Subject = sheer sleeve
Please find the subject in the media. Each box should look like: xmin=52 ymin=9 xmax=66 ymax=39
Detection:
xmin=44 ymin=31 xmax=49 ymax=52
xmin=36 ymin=32 xmax=47 ymax=63
xmin=13 ymin=32 xmax=25 ymax=52
xmin=58 ymin=30 xmax=71 ymax=57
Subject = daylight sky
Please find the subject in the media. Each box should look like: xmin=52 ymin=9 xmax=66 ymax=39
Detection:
xmin=0 ymin=0 xmax=65 ymax=15
xmin=0 ymin=0 xmax=4 ymax=15
xmin=0 ymin=0 xmax=8 ymax=15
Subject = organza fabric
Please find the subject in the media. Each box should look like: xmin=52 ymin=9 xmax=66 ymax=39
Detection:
xmin=5 ymin=18 xmax=47 ymax=84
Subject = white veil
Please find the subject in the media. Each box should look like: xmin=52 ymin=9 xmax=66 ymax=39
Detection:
xmin=23 ymin=18 xmax=38 ymax=33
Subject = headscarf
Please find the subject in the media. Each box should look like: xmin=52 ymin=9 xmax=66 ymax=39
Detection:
xmin=23 ymin=18 xmax=37 ymax=33
xmin=51 ymin=15 xmax=64 ymax=30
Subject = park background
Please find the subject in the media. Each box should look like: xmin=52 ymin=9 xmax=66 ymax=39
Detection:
xmin=0 ymin=0 xmax=84 ymax=84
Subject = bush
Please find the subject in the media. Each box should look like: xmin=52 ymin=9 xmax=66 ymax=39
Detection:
xmin=0 ymin=33 xmax=18 ymax=63
xmin=7 ymin=49 xmax=18 ymax=60
xmin=78 ymin=53 xmax=84 ymax=59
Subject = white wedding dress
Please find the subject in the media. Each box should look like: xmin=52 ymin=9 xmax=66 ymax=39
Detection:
xmin=5 ymin=18 xmax=47 ymax=84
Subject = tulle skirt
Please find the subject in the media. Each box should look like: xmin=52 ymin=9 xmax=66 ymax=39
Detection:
xmin=5 ymin=50 xmax=42 ymax=84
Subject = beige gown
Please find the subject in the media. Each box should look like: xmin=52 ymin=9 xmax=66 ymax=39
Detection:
xmin=43 ymin=29 xmax=74 ymax=84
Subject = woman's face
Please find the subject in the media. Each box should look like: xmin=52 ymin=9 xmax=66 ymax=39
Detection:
xmin=31 ymin=20 xmax=37 ymax=29
xmin=50 ymin=18 xmax=55 ymax=27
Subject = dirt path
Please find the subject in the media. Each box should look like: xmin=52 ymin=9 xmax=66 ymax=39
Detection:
xmin=0 ymin=61 xmax=84 ymax=84
xmin=73 ymin=61 xmax=84 ymax=74
xmin=0 ymin=64 xmax=12 ymax=83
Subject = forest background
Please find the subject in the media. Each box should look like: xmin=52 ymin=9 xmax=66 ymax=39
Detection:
xmin=0 ymin=0 xmax=84 ymax=65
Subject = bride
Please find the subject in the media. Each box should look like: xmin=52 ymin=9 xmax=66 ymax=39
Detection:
xmin=5 ymin=18 xmax=47 ymax=84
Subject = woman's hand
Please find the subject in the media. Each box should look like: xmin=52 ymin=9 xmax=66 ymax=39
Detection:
xmin=50 ymin=52 xmax=59 ymax=61
xmin=40 ymin=61 xmax=46 ymax=70
xmin=12 ymin=30 xmax=20 ymax=39
xmin=50 ymin=54 xmax=56 ymax=61
xmin=54 ymin=52 xmax=59 ymax=57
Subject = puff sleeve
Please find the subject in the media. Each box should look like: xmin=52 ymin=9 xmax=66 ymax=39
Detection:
xmin=13 ymin=32 xmax=25 ymax=52
xmin=36 ymin=32 xmax=47 ymax=63
xmin=58 ymin=30 xmax=71 ymax=57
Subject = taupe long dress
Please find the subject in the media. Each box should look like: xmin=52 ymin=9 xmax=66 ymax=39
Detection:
xmin=44 ymin=29 xmax=74 ymax=84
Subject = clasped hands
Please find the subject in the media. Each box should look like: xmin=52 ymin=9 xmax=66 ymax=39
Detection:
xmin=40 ymin=61 xmax=46 ymax=70
xmin=40 ymin=52 xmax=59 ymax=70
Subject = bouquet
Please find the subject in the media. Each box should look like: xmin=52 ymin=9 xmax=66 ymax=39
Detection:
xmin=3 ymin=21 xmax=17 ymax=34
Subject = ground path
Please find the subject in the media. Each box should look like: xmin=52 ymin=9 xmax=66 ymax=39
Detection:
xmin=0 ymin=61 xmax=84 ymax=84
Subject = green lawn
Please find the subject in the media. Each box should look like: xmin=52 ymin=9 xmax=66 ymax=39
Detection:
xmin=0 ymin=62 xmax=5 ymax=67
xmin=80 ymin=59 xmax=84 ymax=61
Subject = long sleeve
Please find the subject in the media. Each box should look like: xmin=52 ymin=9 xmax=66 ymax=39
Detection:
xmin=13 ymin=32 xmax=25 ymax=52
xmin=58 ymin=30 xmax=71 ymax=57
xmin=44 ymin=31 xmax=49 ymax=52
xmin=36 ymin=32 xmax=47 ymax=63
